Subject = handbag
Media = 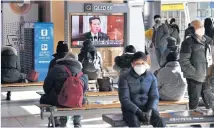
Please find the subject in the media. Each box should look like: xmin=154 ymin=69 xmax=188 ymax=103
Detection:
xmin=26 ymin=70 xmax=39 ymax=82
xmin=97 ymin=67 xmax=113 ymax=92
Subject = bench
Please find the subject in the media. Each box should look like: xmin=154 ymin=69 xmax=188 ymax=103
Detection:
xmin=36 ymin=99 xmax=189 ymax=127
xmin=102 ymin=109 xmax=214 ymax=127
xmin=36 ymin=102 xmax=121 ymax=128
xmin=1 ymin=82 xmax=44 ymax=100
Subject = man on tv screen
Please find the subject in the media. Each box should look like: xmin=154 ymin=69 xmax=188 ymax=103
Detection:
xmin=82 ymin=17 xmax=109 ymax=41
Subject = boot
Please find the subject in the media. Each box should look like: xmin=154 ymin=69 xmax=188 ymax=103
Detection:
xmin=73 ymin=115 xmax=82 ymax=128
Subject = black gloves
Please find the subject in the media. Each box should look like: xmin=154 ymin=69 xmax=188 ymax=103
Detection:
xmin=136 ymin=109 xmax=148 ymax=123
xmin=136 ymin=109 xmax=153 ymax=125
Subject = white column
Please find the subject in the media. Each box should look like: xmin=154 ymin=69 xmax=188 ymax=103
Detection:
xmin=127 ymin=0 xmax=145 ymax=52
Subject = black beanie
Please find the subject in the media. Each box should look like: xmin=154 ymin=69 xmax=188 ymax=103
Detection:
xmin=154 ymin=15 xmax=161 ymax=20
xmin=131 ymin=51 xmax=147 ymax=62
xmin=56 ymin=41 xmax=68 ymax=53
xmin=166 ymin=51 xmax=179 ymax=62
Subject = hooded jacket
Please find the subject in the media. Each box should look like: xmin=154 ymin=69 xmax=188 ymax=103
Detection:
xmin=158 ymin=61 xmax=187 ymax=101
xmin=113 ymin=52 xmax=134 ymax=73
xmin=1 ymin=46 xmax=23 ymax=83
xmin=179 ymin=35 xmax=213 ymax=82
xmin=40 ymin=57 xmax=88 ymax=106
xmin=48 ymin=52 xmax=67 ymax=72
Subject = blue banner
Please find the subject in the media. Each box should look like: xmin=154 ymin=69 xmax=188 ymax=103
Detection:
xmin=210 ymin=2 xmax=214 ymax=8
xmin=34 ymin=23 xmax=54 ymax=81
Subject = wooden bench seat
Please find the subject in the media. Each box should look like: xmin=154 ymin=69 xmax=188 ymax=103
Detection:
xmin=1 ymin=82 xmax=44 ymax=87
xmin=36 ymin=91 xmax=118 ymax=97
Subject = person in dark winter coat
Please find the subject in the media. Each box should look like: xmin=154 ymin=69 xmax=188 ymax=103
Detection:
xmin=1 ymin=45 xmax=26 ymax=83
xmin=40 ymin=49 xmax=88 ymax=106
xmin=179 ymin=20 xmax=213 ymax=110
xmin=169 ymin=18 xmax=180 ymax=46
xmin=204 ymin=18 xmax=214 ymax=40
xmin=184 ymin=23 xmax=195 ymax=40
xmin=48 ymin=41 xmax=68 ymax=72
xmin=118 ymin=51 xmax=165 ymax=127
xmin=113 ymin=45 xmax=136 ymax=73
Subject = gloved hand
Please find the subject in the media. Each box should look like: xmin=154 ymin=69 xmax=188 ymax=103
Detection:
xmin=136 ymin=109 xmax=148 ymax=123
xmin=146 ymin=109 xmax=152 ymax=123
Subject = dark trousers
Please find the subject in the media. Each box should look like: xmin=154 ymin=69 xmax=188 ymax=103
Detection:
xmin=187 ymin=79 xmax=209 ymax=109
xmin=123 ymin=109 xmax=166 ymax=127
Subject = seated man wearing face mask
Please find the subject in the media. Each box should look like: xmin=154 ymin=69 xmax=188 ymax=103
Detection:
xmin=118 ymin=51 xmax=166 ymax=127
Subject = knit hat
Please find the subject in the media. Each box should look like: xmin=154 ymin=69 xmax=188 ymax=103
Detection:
xmin=131 ymin=51 xmax=147 ymax=62
xmin=56 ymin=41 xmax=68 ymax=53
xmin=166 ymin=51 xmax=179 ymax=62
xmin=167 ymin=37 xmax=177 ymax=48
xmin=191 ymin=20 xmax=202 ymax=30
xmin=64 ymin=49 xmax=78 ymax=60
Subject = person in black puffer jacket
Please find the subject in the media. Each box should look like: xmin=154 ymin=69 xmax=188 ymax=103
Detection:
xmin=1 ymin=45 xmax=26 ymax=83
xmin=113 ymin=45 xmax=136 ymax=74
xmin=48 ymin=41 xmax=68 ymax=72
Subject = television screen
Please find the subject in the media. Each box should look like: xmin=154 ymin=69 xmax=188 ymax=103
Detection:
xmin=71 ymin=15 xmax=124 ymax=47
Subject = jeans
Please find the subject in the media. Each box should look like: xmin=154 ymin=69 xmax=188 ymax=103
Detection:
xmin=156 ymin=47 xmax=166 ymax=65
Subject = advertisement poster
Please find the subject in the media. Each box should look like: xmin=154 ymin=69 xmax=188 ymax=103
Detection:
xmin=2 ymin=3 xmax=38 ymax=52
xmin=34 ymin=23 xmax=54 ymax=81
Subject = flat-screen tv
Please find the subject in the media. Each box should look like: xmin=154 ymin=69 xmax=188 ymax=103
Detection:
xmin=71 ymin=15 xmax=124 ymax=47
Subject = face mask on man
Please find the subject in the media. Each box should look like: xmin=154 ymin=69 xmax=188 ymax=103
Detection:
xmin=155 ymin=18 xmax=161 ymax=24
xmin=133 ymin=64 xmax=149 ymax=76
xmin=195 ymin=27 xmax=205 ymax=37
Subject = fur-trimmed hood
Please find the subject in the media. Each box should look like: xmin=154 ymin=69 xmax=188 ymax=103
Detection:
xmin=1 ymin=46 xmax=18 ymax=55
xmin=57 ymin=58 xmax=82 ymax=69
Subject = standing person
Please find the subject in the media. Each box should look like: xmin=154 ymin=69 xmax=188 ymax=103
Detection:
xmin=78 ymin=39 xmax=102 ymax=80
xmin=152 ymin=15 xmax=169 ymax=65
xmin=184 ymin=23 xmax=195 ymax=40
xmin=204 ymin=18 xmax=214 ymax=40
xmin=118 ymin=51 xmax=166 ymax=127
xmin=179 ymin=20 xmax=213 ymax=110
xmin=113 ymin=45 xmax=136 ymax=74
xmin=169 ymin=18 xmax=180 ymax=46
xmin=48 ymin=41 xmax=68 ymax=71
xmin=1 ymin=45 xmax=26 ymax=83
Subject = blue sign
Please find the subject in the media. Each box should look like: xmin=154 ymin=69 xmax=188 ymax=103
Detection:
xmin=34 ymin=23 xmax=54 ymax=81
xmin=210 ymin=2 xmax=214 ymax=8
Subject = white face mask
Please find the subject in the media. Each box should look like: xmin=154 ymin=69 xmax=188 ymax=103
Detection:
xmin=195 ymin=27 xmax=205 ymax=37
xmin=133 ymin=65 xmax=148 ymax=76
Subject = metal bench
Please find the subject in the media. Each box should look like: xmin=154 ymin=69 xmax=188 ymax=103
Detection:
xmin=102 ymin=109 xmax=214 ymax=127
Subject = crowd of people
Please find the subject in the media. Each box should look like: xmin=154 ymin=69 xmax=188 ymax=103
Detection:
xmin=1 ymin=15 xmax=214 ymax=127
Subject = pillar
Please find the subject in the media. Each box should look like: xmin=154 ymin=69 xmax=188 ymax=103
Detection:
xmin=144 ymin=1 xmax=161 ymax=30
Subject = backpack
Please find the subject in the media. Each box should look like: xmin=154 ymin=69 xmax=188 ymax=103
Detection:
xmin=82 ymin=52 xmax=101 ymax=72
xmin=57 ymin=66 xmax=84 ymax=108
xmin=26 ymin=70 xmax=39 ymax=82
